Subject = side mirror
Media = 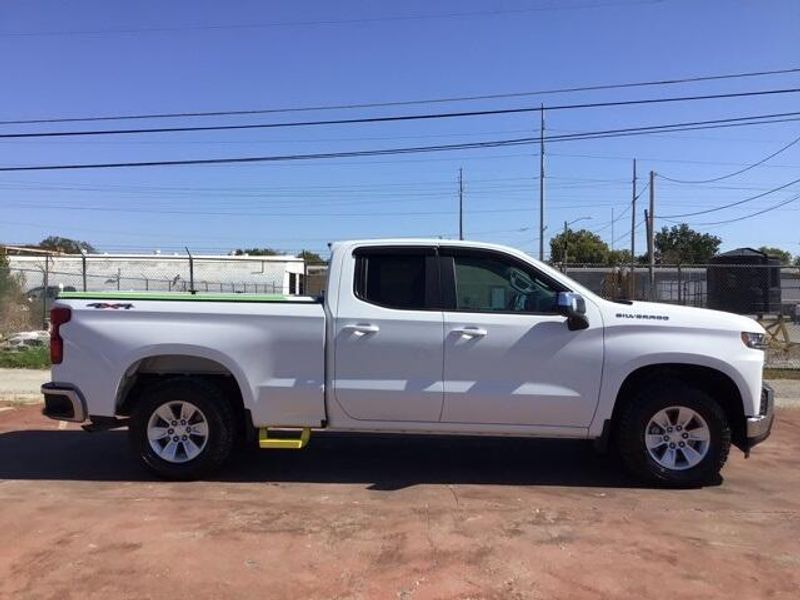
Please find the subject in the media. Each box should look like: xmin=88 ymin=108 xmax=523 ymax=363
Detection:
xmin=557 ymin=292 xmax=589 ymax=331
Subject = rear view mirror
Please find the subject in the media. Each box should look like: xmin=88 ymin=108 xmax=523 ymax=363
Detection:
xmin=557 ymin=292 xmax=589 ymax=331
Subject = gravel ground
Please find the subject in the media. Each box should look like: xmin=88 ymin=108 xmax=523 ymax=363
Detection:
xmin=767 ymin=379 xmax=800 ymax=407
xmin=1 ymin=404 xmax=799 ymax=599
xmin=0 ymin=368 xmax=49 ymax=403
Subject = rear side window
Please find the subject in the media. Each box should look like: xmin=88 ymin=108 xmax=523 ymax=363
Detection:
xmin=354 ymin=250 xmax=435 ymax=310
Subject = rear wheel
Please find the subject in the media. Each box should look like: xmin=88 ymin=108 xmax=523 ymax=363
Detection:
xmin=129 ymin=378 xmax=236 ymax=480
xmin=616 ymin=381 xmax=731 ymax=487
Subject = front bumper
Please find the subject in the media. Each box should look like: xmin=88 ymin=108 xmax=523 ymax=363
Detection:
xmin=745 ymin=383 xmax=774 ymax=450
xmin=41 ymin=383 xmax=87 ymax=423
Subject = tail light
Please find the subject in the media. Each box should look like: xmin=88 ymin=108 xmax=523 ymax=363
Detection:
xmin=50 ymin=307 xmax=71 ymax=364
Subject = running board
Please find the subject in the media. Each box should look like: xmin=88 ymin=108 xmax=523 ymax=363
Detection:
xmin=258 ymin=427 xmax=311 ymax=450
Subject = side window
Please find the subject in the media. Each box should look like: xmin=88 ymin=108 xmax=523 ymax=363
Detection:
xmin=355 ymin=252 xmax=429 ymax=310
xmin=453 ymin=254 xmax=559 ymax=313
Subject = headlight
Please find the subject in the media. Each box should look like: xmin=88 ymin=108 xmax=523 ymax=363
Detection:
xmin=741 ymin=331 xmax=769 ymax=350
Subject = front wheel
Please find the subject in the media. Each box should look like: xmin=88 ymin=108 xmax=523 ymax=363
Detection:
xmin=129 ymin=378 xmax=236 ymax=480
xmin=616 ymin=381 xmax=731 ymax=487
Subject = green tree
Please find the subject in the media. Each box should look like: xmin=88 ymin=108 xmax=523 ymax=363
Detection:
xmin=757 ymin=246 xmax=792 ymax=265
xmin=35 ymin=236 xmax=96 ymax=254
xmin=0 ymin=253 xmax=18 ymax=299
xmin=233 ymin=247 xmax=280 ymax=256
xmin=297 ymin=250 xmax=326 ymax=264
xmin=550 ymin=228 xmax=609 ymax=264
xmin=606 ymin=248 xmax=633 ymax=266
xmin=0 ymin=252 xmax=28 ymax=334
xmin=654 ymin=224 xmax=721 ymax=264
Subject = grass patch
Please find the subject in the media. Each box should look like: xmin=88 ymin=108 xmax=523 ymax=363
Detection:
xmin=0 ymin=346 xmax=50 ymax=369
xmin=764 ymin=368 xmax=800 ymax=380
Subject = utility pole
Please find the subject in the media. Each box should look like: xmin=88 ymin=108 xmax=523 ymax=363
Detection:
xmin=562 ymin=220 xmax=569 ymax=270
xmin=538 ymin=104 xmax=545 ymax=261
xmin=648 ymin=170 xmax=655 ymax=299
xmin=458 ymin=167 xmax=464 ymax=240
xmin=630 ymin=159 xmax=637 ymax=299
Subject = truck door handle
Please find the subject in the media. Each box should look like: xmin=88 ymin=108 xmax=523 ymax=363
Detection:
xmin=452 ymin=327 xmax=488 ymax=338
xmin=343 ymin=323 xmax=380 ymax=335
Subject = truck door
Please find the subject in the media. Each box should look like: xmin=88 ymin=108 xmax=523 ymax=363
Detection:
xmin=332 ymin=247 xmax=444 ymax=422
xmin=439 ymin=248 xmax=603 ymax=427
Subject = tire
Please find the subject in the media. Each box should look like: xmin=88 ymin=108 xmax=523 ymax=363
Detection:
xmin=616 ymin=380 xmax=731 ymax=487
xmin=128 ymin=377 xmax=236 ymax=480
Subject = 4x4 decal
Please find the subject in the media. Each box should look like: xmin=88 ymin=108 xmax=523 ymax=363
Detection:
xmin=87 ymin=302 xmax=134 ymax=310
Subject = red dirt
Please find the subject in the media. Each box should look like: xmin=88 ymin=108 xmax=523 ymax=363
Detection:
xmin=1 ymin=403 xmax=798 ymax=599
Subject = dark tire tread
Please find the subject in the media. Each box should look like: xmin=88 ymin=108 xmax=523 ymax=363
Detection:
xmin=616 ymin=379 xmax=731 ymax=487
xmin=128 ymin=377 xmax=236 ymax=480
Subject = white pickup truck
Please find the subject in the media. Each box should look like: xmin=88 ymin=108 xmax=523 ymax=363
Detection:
xmin=42 ymin=239 xmax=774 ymax=486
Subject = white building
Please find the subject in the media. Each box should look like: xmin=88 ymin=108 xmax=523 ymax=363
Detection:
xmin=8 ymin=253 xmax=308 ymax=296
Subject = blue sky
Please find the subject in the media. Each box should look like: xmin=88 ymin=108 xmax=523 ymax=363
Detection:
xmin=1 ymin=0 xmax=799 ymax=258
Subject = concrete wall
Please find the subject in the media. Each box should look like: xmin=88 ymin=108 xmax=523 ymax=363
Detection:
xmin=8 ymin=254 xmax=306 ymax=295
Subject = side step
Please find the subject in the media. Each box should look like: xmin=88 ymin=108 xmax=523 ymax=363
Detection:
xmin=258 ymin=427 xmax=311 ymax=450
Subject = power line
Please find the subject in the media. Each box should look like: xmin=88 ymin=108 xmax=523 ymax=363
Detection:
xmin=668 ymin=192 xmax=800 ymax=226
xmin=4 ymin=66 xmax=800 ymax=126
xmin=0 ymin=202 xmax=544 ymax=218
xmin=592 ymin=205 xmax=630 ymax=234
xmin=613 ymin=218 xmax=645 ymax=246
xmin=0 ymin=1 xmax=659 ymax=38
xmin=4 ymin=111 xmax=800 ymax=172
xmin=532 ymin=112 xmax=800 ymax=143
xmin=660 ymin=175 xmax=800 ymax=219
xmin=591 ymin=177 xmax=651 ymax=235
xmin=635 ymin=181 xmax=651 ymax=200
xmin=656 ymin=132 xmax=800 ymax=184
xmin=3 ymin=88 xmax=800 ymax=139
xmin=549 ymin=150 xmax=800 ymax=170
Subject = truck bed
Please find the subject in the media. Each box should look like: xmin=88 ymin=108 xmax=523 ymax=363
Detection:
xmin=53 ymin=292 xmax=327 ymax=427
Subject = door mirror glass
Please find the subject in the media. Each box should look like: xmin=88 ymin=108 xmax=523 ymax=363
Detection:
xmin=557 ymin=292 xmax=589 ymax=330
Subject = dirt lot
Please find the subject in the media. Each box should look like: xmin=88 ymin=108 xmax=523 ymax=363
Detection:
xmin=1 ymin=402 xmax=799 ymax=599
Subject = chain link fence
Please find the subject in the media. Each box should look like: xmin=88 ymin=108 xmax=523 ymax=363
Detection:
xmin=1 ymin=248 xmax=313 ymax=333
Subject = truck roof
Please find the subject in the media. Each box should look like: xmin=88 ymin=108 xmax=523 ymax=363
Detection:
xmin=333 ymin=238 xmax=536 ymax=255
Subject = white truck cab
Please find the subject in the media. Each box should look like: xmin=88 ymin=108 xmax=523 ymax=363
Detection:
xmin=42 ymin=239 xmax=774 ymax=486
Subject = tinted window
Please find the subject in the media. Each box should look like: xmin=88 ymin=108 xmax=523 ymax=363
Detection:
xmin=357 ymin=253 xmax=428 ymax=309
xmin=453 ymin=254 xmax=559 ymax=313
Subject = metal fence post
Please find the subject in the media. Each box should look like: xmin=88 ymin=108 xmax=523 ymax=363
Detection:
xmin=302 ymin=249 xmax=308 ymax=296
xmin=677 ymin=264 xmax=683 ymax=304
xmin=185 ymin=247 xmax=195 ymax=294
xmin=42 ymin=256 xmax=50 ymax=329
xmin=80 ymin=250 xmax=87 ymax=291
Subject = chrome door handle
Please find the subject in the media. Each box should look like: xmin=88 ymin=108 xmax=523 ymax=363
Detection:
xmin=452 ymin=327 xmax=488 ymax=338
xmin=343 ymin=323 xmax=380 ymax=335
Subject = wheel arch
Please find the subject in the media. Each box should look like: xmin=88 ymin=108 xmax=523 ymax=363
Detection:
xmin=609 ymin=363 xmax=747 ymax=450
xmin=115 ymin=350 xmax=252 ymax=440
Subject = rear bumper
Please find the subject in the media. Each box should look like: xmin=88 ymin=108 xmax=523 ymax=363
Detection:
xmin=41 ymin=383 xmax=87 ymax=423
xmin=745 ymin=383 xmax=774 ymax=449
